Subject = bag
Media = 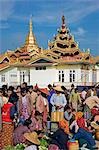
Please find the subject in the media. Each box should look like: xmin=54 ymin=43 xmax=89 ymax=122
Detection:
xmin=67 ymin=140 xmax=79 ymax=150
xmin=95 ymin=129 xmax=99 ymax=141
xmin=48 ymin=144 xmax=59 ymax=150
xmin=51 ymin=112 xmax=64 ymax=122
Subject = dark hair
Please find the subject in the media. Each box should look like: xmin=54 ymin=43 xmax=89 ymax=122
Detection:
xmin=75 ymin=88 xmax=78 ymax=92
xmin=35 ymin=111 xmax=42 ymax=116
xmin=41 ymin=92 xmax=47 ymax=98
xmin=61 ymin=86 xmax=67 ymax=91
xmin=8 ymin=86 xmax=14 ymax=91
xmin=0 ymin=88 xmax=3 ymax=93
xmin=48 ymin=84 xmax=52 ymax=88
xmin=23 ymin=82 xmax=27 ymax=87
xmin=16 ymin=85 xmax=21 ymax=90
xmin=71 ymin=84 xmax=74 ymax=88
xmin=21 ymin=88 xmax=27 ymax=94
xmin=72 ymin=109 xmax=76 ymax=112
xmin=9 ymin=94 xmax=18 ymax=104
xmin=64 ymin=105 xmax=71 ymax=111
xmin=24 ymin=119 xmax=32 ymax=127
xmin=2 ymin=85 xmax=7 ymax=90
xmin=28 ymin=85 xmax=33 ymax=89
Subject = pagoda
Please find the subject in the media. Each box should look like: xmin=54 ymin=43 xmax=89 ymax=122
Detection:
xmin=0 ymin=16 xmax=98 ymax=87
xmin=47 ymin=15 xmax=95 ymax=65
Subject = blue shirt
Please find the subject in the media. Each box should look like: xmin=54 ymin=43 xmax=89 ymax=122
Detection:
xmin=47 ymin=89 xmax=55 ymax=103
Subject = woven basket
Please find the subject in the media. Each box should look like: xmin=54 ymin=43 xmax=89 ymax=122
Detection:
xmin=67 ymin=140 xmax=79 ymax=150
xmin=51 ymin=112 xmax=64 ymax=122
xmin=95 ymin=129 xmax=99 ymax=141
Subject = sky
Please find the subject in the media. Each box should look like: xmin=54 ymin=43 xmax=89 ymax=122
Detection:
xmin=0 ymin=0 xmax=99 ymax=56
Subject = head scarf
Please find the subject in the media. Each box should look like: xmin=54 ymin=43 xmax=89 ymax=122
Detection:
xmin=75 ymin=112 xmax=83 ymax=121
xmin=59 ymin=119 xmax=70 ymax=134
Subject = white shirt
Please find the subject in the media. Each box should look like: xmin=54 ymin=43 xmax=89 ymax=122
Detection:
xmin=50 ymin=93 xmax=67 ymax=112
xmin=24 ymin=145 xmax=37 ymax=150
xmin=70 ymin=120 xmax=79 ymax=133
xmin=81 ymin=91 xmax=87 ymax=100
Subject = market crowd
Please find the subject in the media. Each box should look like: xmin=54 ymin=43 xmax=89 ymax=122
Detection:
xmin=0 ymin=82 xmax=99 ymax=150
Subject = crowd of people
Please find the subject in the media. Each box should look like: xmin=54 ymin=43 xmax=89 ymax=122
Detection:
xmin=0 ymin=82 xmax=99 ymax=150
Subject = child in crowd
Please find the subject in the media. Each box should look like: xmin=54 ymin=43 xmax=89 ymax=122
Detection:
xmin=64 ymin=106 xmax=73 ymax=123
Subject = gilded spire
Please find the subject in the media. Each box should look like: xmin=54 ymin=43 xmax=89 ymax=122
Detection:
xmin=25 ymin=17 xmax=36 ymax=46
xmin=29 ymin=16 xmax=33 ymax=35
xmin=24 ymin=16 xmax=40 ymax=54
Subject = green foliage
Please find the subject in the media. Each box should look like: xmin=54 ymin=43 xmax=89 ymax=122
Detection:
xmin=40 ymin=138 xmax=48 ymax=148
xmin=15 ymin=143 xmax=26 ymax=150
xmin=4 ymin=145 xmax=15 ymax=150
xmin=39 ymin=146 xmax=48 ymax=150
xmin=4 ymin=143 xmax=26 ymax=150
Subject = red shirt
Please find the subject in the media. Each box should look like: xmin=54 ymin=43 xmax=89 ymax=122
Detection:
xmin=77 ymin=117 xmax=89 ymax=131
xmin=2 ymin=102 xmax=13 ymax=123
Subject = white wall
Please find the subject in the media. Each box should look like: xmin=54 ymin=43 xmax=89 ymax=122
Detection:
xmin=53 ymin=65 xmax=82 ymax=88
xmin=95 ymin=65 xmax=99 ymax=83
xmin=9 ymin=68 xmax=17 ymax=86
xmin=0 ymin=67 xmax=17 ymax=87
xmin=0 ymin=70 xmax=9 ymax=87
xmin=30 ymin=67 xmax=57 ymax=87
xmin=89 ymin=69 xmax=92 ymax=83
xmin=0 ymin=63 xmax=98 ymax=88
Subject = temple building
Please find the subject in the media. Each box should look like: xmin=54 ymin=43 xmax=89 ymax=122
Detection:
xmin=0 ymin=16 xmax=99 ymax=88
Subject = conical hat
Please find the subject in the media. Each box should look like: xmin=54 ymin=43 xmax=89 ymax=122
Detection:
xmin=54 ymin=86 xmax=64 ymax=92
xmin=24 ymin=132 xmax=40 ymax=145
xmin=39 ymin=88 xmax=49 ymax=95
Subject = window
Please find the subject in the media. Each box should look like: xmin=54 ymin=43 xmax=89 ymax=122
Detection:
xmin=1 ymin=74 xmax=5 ymax=82
xmin=35 ymin=66 xmax=46 ymax=70
xmin=23 ymin=72 xmax=25 ymax=82
xmin=59 ymin=70 xmax=64 ymax=82
xmin=10 ymin=74 xmax=17 ymax=77
xmin=20 ymin=71 xmax=22 ymax=83
xmin=69 ymin=70 xmax=75 ymax=82
xmin=10 ymin=74 xmax=17 ymax=83
xmin=20 ymin=71 xmax=25 ymax=83
xmin=92 ymin=70 xmax=96 ymax=84
xmin=86 ymin=70 xmax=89 ymax=83
xmin=28 ymin=71 xmax=30 ymax=83
xmin=20 ymin=71 xmax=30 ymax=84
xmin=81 ymin=70 xmax=85 ymax=82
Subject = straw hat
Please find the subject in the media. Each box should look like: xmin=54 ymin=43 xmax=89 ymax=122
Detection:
xmin=54 ymin=86 xmax=64 ymax=92
xmin=39 ymin=88 xmax=49 ymax=95
xmin=24 ymin=132 xmax=40 ymax=145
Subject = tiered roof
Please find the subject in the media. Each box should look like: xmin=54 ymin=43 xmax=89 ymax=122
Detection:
xmin=47 ymin=15 xmax=95 ymax=65
xmin=0 ymin=16 xmax=97 ymax=71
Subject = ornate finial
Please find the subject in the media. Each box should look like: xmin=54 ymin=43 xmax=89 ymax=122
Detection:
xmin=29 ymin=15 xmax=33 ymax=34
xmin=61 ymin=15 xmax=66 ymax=31
xmin=87 ymin=48 xmax=90 ymax=54
xmin=62 ymin=15 xmax=65 ymax=25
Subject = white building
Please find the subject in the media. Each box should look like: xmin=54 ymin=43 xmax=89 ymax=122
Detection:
xmin=0 ymin=16 xmax=99 ymax=88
